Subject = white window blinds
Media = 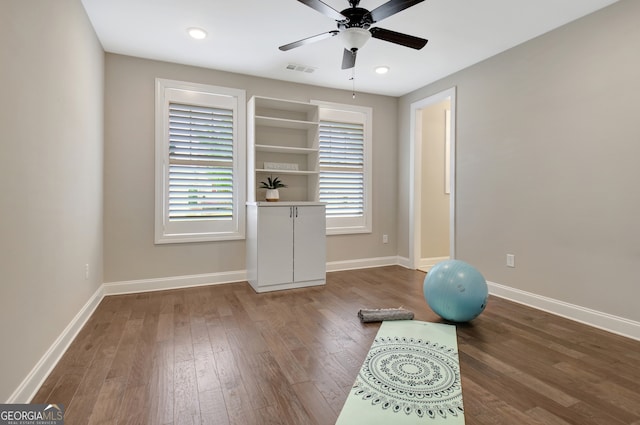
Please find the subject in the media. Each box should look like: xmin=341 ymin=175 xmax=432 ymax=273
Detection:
xmin=319 ymin=121 xmax=365 ymax=218
xmin=314 ymin=101 xmax=371 ymax=234
xmin=168 ymin=103 xmax=233 ymax=221
xmin=155 ymin=79 xmax=246 ymax=244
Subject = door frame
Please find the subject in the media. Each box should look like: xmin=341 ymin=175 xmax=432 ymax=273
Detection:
xmin=409 ymin=87 xmax=457 ymax=269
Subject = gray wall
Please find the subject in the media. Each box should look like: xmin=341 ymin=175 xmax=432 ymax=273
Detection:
xmin=104 ymin=54 xmax=398 ymax=283
xmin=0 ymin=0 xmax=104 ymax=402
xmin=399 ymin=0 xmax=640 ymax=322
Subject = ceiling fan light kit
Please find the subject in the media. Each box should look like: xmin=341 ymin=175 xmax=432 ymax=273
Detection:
xmin=340 ymin=27 xmax=371 ymax=51
xmin=280 ymin=0 xmax=428 ymax=70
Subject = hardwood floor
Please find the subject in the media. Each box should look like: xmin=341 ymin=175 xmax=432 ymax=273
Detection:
xmin=33 ymin=266 xmax=640 ymax=424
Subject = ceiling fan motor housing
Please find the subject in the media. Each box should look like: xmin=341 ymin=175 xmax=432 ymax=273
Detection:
xmin=338 ymin=7 xmax=373 ymax=29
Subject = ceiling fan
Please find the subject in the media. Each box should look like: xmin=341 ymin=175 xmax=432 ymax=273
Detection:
xmin=279 ymin=0 xmax=428 ymax=70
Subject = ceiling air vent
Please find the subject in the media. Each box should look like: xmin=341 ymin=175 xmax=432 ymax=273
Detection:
xmin=286 ymin=64 xmax=316 ymax=73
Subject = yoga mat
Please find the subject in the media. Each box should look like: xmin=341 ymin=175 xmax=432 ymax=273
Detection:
xmin=336 ymin=320 xmax=465 ymax=424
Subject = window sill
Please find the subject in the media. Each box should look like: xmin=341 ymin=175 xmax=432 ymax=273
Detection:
xmin=155 ymin=231 xmax=245 ymax=244
xmin=326 ymin=226 xmax=371 ymax=236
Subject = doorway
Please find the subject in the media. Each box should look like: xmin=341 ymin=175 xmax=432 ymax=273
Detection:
xmin=409 ymin=87 xmax=456 ymax=270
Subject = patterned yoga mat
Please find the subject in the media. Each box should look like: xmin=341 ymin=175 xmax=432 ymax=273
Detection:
xmin=336 ymin=320 xmax=465 ymax=424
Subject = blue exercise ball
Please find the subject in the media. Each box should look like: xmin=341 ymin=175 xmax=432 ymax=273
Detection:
xmin=423 ymin=260 xmax=488 ymax=322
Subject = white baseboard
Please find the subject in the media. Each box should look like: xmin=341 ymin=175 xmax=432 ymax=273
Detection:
xmin=8 ymin=286 xmax=105 ymax=403
xmin=418 ymin=256 xmax=450 ymax=272
xmin=103 ymin=270 xmax=247 ymax=296
xmin=488 ymin=281 xmax=640 ymax=341
xmin=326 ymin=256 xmax=399 ymax=272
xmin=396 ymin=256 xmax=412 ymax=269
xmin=104 ymin=258 xmax=402 ymax=293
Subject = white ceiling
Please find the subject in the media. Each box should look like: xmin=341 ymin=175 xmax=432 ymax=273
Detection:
xmin=81 ymin=0 xmax=619 ymax=97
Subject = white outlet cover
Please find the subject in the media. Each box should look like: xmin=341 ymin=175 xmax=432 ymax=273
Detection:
xmin=506 ymin=254 xmax=515 ymax=267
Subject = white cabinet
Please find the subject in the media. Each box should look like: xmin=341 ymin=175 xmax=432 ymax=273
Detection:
xmin=246 ymin=96 xmax=326 ymax=293
xmin=247 ymin=96 xmax=320 ymax=203
xmin=247 ymin=203 xmax=326 ymax=293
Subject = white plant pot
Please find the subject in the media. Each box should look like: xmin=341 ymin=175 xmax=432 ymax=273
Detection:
xmin=265 ymin=189 xmax=279 ymax=202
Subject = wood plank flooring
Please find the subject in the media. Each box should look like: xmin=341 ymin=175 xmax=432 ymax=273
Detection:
xmin=33 ymin=266 xmax=640 ymax=424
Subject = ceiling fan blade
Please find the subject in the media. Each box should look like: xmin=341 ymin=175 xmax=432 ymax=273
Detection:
xmin=341 ymin=48 xmax=357 ymax=69
xmin=297 ymin=0 xmax=347 ymax=21
xmin=279 ymin=30 xmax=339 ymax=51
xmin=342 ymin=49 xmax=358 ymax=69
xmin=369 ymin=27 xmax=427 ymax=49
xmin=368 ymin=0 xmax=425 ymax=22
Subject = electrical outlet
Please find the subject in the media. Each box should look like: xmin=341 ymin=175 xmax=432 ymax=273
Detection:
xmin=506 ymin=254 xmax=515 ymax=268
xmin=85 ymin=263 xmax=90 ymax=280
xmin=382 ymin=234 xmax=389 ymax=244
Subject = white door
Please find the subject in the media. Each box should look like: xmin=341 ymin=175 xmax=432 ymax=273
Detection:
xmin=257 ymin=206 xmax=294 ymax=287
xmin=293 ymin=205 xmax=326 ymax=283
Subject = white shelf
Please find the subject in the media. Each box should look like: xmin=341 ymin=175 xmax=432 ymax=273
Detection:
xmin=253 ymin=96 xmax=319 ymax=115
xmin=248 ymin=95 xmax=321 ymax=203
xmin=247 ymin=201 xmax=326 ymax=207
xmin=256 ymin=169 xmax=318 ymax=175
xmin=255 ymin=144 xmax=318 ymax=154
xmin=255 ymin=115 xmax=317 ymax=130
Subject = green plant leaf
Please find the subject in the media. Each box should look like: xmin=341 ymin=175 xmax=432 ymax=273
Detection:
xmin=259 ymin=175 xmax=287 ymax=189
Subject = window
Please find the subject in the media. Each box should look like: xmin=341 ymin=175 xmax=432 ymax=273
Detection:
xmin=155 ymin=79 xmax=246 ymax=243
xmin=314 ymin=101 xmax=372 ymax=234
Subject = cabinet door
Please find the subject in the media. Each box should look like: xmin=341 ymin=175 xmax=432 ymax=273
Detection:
xmin=258 ymin=207 xmax=294 ymax=287
xmin=293 ymin=205 xmax=326 ymax=282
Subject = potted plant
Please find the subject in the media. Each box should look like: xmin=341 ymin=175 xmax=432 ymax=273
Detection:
xmin=260 ymin=175 xmax=287 ymax=202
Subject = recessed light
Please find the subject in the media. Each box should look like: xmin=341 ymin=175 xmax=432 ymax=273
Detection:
xmin=187 ymin=27 xmax=207 ymax=40
xmin=375 ymin=66 xmax=390 ymax=74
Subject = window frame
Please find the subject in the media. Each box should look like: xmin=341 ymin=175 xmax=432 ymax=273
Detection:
xmin=312 ymin=100 xmax=372 ymax=235
xmin=155 ymin=79 xmax=246 ymax=244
